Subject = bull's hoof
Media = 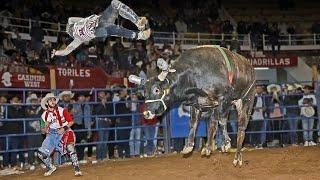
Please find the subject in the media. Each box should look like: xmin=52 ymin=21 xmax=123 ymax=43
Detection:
xmin=181 ymin=146 xmax=193 ymax=155
xmin=233 ymin=159 xmax=243 ymax=167
xmin=200 ymin=147 xmax=211 ymax=157
xmin=233 ymin=152 xmax=243 ymax=167
xmin=221 ymin=141 xmax=231 ymax=153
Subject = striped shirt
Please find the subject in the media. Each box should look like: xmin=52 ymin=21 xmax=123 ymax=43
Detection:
xmin=72 ymin=15 xmax=100 ymax=42
xmin=54 ymin=15 xmax=100 ymax=56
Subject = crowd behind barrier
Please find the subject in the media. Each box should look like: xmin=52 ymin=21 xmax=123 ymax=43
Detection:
xmin=0 ymin=81 xmax=319 ymax=170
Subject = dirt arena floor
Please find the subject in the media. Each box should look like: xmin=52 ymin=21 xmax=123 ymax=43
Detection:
xmin=4 ymin=146 xmax=320 ymax=180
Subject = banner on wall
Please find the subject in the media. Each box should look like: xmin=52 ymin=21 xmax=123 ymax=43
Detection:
xmin=170 ymin=104 xmax=207 ymax=138
xmin=247 ymin=56 xmax=298 ymax=67
xmin=0 ymin=72 xmax=50 ymax=88
xmin=54 ymin=67 xmax=124 ymax=89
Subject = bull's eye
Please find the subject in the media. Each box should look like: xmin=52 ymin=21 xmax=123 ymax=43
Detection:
xmin=152 ymin=87 xmax=161 ymax=95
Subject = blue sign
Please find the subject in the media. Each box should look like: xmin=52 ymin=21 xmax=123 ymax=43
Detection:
xmin=169 ymin=105 xmax=207 ymax=138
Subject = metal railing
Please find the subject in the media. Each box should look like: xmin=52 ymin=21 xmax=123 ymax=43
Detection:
xmin=0 ymin=84 xmax=319 ymax=156
xmin=1 ymin=15 xmax=320 ymax=50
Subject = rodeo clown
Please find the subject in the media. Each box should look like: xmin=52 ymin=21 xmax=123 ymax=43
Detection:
xmin=37 ymin=93 xmax=82 ymax=176
xmin=52 ymin=0 xmax=150 ymax=57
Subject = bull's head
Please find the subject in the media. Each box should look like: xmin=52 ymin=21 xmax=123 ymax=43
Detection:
xmin=129 ymin=59 xmax=175 ymax=119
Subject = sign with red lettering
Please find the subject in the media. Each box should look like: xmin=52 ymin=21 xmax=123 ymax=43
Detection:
xmin=54 ymin=67 xmax=124 ymax=89
xmin=0 ymin=72 xmax=50 ymax=88
xmin=247 ymin=56 xmax=298 ymax=67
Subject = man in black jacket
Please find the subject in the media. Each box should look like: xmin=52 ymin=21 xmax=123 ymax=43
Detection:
xmin=94 ymin=91 xmax=114 ymax=160
xmin=283 ymin=85 xmax=302 ymax=145
xmin=115 ymin=87 xmax=131 ymax=158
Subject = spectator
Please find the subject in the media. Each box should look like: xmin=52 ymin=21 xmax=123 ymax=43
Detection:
xmin=283 ymin=85 xmax=301 ymax=145
xmin=72 ymin=92 xmax=93 ymax=163
xmin=0 ymin=95 xmax=7 ymax=168
xmin=3 ymin=95 xmax=25 ymax=169
xmin=174 ymin=18 xmax=187 ymax=41
xmin=25 ymin=93 xmax=42 ymax=170
xmin=266 ymin=84 xmax=283 ymax=146
xmin=94 ymin=90 xmax=114 ymax=161
xmin=30 ymin=22 xmax=44 ymax=52
xmin=13 ymin=31 xmax=26 ymax=53
xmin=58 ymin=91 xmax=74 ymax=111
xmin=173 ymin=41 xmax=182 ymax=57
xmin=40 ymin=41 xmax=53 ymax=64
xmin=3 ymin=33 xmax=16 ymax=53
xmin=251 ymin=85 xmax=268 ymax=148
xmin=141 ymin=103 xmax=158 ymax=157
xmin=115 ymin=87 xmax=131 ymax=158
xmin=128 ymin=91 xmax=141 ymax=157
xmin=112 ymin=38 xmax=124 ymax=62
xmin=298 ymin=85 xmax=317 ymax=146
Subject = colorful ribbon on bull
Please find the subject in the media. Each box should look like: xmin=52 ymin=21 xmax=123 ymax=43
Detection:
xmin=212 ymin=45 xmax=234 ymax=85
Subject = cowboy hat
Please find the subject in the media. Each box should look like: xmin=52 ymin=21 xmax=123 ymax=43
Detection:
xmin=301 ymin=106 xmax=315 ymax=117
xmin=41 ymin=93 xmax=59 ymax=110
xmin=28 ymin=93 xmax=38 ymax=101
xmin=293 ymin=83 xmax=303 ymax=89
xmin=286 ymin=84 xmax=295 ymax=91
xmin=58 ymin=91 xmax=74 ymax=99
xmin=267 ymin=84 xmax=281 ymax=93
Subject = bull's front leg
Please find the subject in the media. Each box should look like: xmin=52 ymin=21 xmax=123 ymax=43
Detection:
xmin=181 ymin=106 xmax=201 ymax=154
xmin=201 ymin=110 xmax=218 ymax=157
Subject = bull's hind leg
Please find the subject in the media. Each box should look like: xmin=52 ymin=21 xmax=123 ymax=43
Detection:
xmin=201 ymin=110 xmax=218 ymax=156
xmin=181 ymin=107 xmax=201 ymax=154
xmin=220 ymin=117 xmax=232 ymax=153
xmin=233 ymin=89 xmax=255 ymax=167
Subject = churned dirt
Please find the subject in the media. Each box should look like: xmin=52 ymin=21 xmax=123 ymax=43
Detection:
xmin=5 ymin=146 xmax=320 ymax=180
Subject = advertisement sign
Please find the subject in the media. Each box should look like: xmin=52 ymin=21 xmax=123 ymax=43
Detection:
xmin=170 ymin=104 xmax=207 ymax=138
xmin=0 ymin=72 xmax=50 ymax=88
xmin=247 ymin=56 xmax=298 ymax=67
xmin=54 ymin=67 xmax=124 ymax=89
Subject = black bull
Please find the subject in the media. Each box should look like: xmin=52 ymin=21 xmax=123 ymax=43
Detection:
xmin=131 ymin=45 xmax=255 ymax=166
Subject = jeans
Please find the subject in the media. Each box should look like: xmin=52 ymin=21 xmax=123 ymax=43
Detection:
xmin=96 ymin=120 xmax=111 ymax=160
xmin=129 ymin=127 xmax=141 ymax=156
xmin=143 ymin=125 xmax=156 ymax=155
xmin=301 ymin=116 xmax=314 ymax=141
xmin=286 ymin=113 xmax=298 ymax=144
xmin=95 ymin=0 xmax=138 ymax=39
xmin=260 ymin=119 xmax=269 ymax=145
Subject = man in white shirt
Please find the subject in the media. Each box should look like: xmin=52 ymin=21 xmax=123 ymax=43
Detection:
xmin=52 ymin=0 xmax=150 ymax=57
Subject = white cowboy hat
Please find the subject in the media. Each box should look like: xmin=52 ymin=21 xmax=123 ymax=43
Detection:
xmin=267 ymin=84 xmax=281 ymax=93
xmin=286 ymin=84 xmax=295 ymax=91
xmin=58 ymin=91 xmax=74 ymax=99
xmin=28 ymin=93 xmax=38 ymax=101
xmin=41 ymin=93 xmax=59 ymax=110
xmin=293 ymin=83 xmax=303 ymax=89
xmin=136 ymin=61 xmax=143 ymax=68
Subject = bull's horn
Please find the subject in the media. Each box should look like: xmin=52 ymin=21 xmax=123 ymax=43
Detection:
xmin=128 ymin=75 xmax=142 ymax=85
xmin=158 ymin=71 xmax=168 ymax=81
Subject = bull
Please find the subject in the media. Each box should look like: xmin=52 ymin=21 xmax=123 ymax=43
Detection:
xmin=129 ymin=45 xmax=255 ymax=166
